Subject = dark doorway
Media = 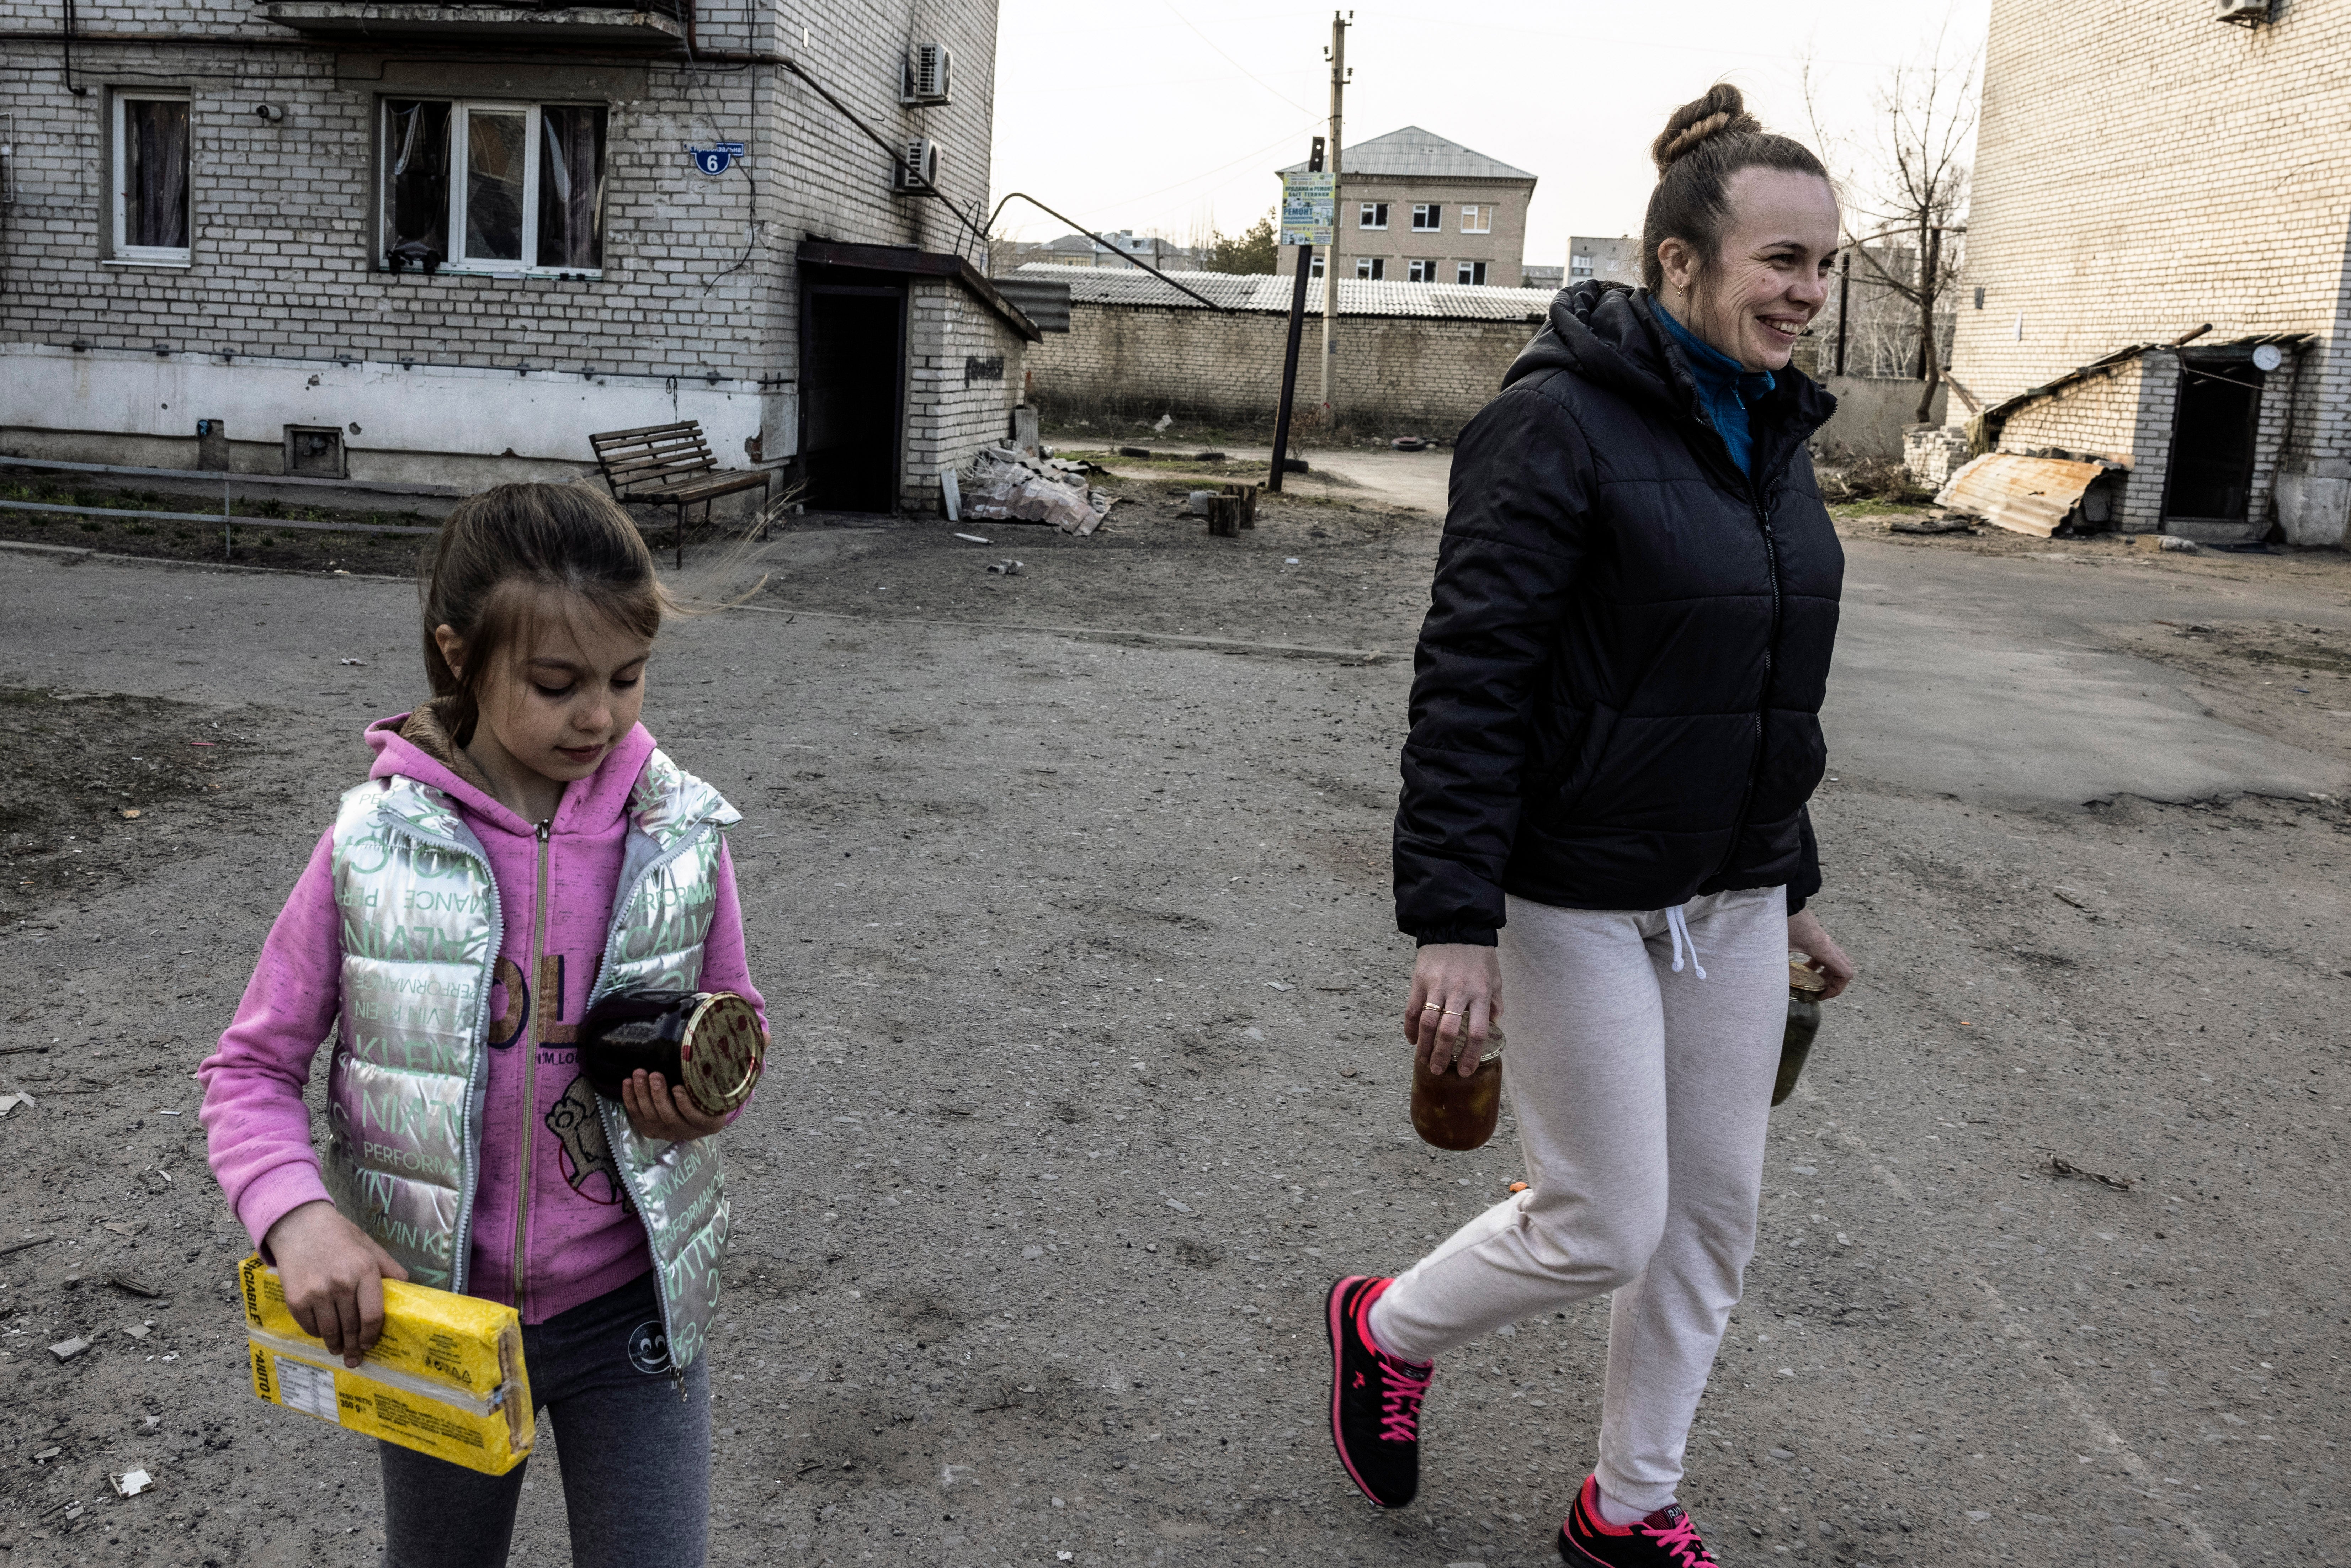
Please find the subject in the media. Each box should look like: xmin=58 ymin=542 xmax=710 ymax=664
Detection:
xmin=802 ymin=282 xmax=905 ymax=513
xmin=2161 ymin=360 xmax=2264 ymax=524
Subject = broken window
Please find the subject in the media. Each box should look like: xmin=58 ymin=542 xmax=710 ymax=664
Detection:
xmin=1358 ymin=202 xmax=1389 ymax=230
xmin=382 ymin=98 xmax=605 ymax=275
xmin=1411 ymin=203 xmax=1440 ymax=231
xmin=1456 ymin=260 xmax=1487 ymax=285
xmin=114 ymin=94 xmax=190 ymax=262
xmin=1355 ymin=257 xmax=1385 ymax=280
xmin=384 ymin=101 xmax=451 ymax=271
xmin=537 ymin=105 xmax=606 ymax=269
xmin=1460 ymin=204 xmax=1491 ymax=234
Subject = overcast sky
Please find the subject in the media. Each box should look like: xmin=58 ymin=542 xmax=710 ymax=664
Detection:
xmin=989 ymin=1 xmax=1989 ymax=265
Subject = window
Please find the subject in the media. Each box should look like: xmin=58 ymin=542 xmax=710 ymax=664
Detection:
xmin=383 ymin=99 xmax=606 ymax=274
xmin=1411 ymin=203 xmax=1441 ymax=231
xmin=1570 ymin=253 xmax=1594 ymax=278
xmin=1358 ymin=201 xmax=1389 ymax=230
xmin=1460 ymin=204 xmax=1492 ymax=234
xmin=113 ymin=93 xmax=191 ymax=263
xmin=1456 ymin=261 xmax=1488 ymax=286
xmin=1406 ymin=258 xmax=1436 ymax=283
xmin=1355 ymin=257 xmax=1386 ymax=280
xmin=1308 ymin=253 xmax=1325 ymax=280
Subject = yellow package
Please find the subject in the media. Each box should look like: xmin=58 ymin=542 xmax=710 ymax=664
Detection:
xmin=238 ymin=1254 xmax=534 ymax=1476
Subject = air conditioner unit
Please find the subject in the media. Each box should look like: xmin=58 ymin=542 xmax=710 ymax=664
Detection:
xmin=901 ymin=43 xmax=951 ymax=105
xmin=892 ymin=138 xmax=940 ymax=193
xmin=2216 ymin=0 xmax=2270 ymax=23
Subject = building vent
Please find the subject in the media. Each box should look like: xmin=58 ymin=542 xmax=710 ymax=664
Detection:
xmin=902 ymin=43 xmax=951 ymax=105
xmin=2216 ymin=0 xmax=2270 ymax=23
xmin=284 ymin=424 xmax=346 ymax=478
xmin=892 ymin=138 xmax=940 ymax=193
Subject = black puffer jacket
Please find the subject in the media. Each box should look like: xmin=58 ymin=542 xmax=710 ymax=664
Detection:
xmin=1394 ymin=281 xmax=1842 ymax=944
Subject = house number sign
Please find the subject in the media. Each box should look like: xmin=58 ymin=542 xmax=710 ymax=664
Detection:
xmin=688 ymin=142 xmax=748 ymax=175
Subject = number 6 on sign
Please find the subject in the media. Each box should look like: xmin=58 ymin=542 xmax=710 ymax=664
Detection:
xmin=688 ymin=142 xmax=747 ymax=176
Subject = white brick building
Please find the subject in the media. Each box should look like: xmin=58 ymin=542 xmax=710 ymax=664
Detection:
xmin=1941 ymin=0 xmax=2351 ymax=545
xmin=0 ymin=0 xmax=1034 ymax=513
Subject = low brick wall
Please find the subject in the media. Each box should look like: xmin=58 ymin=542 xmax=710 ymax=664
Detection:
xmin=1024 ymin=300 xmax=1544 ymax=438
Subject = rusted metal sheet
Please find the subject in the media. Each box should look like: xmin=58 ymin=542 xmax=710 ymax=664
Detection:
xmin=1932 ymin=452 xmax=2112 ymax=538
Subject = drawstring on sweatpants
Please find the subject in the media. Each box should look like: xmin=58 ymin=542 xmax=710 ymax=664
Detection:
xmin=1666 ymin=904 xmax=1707 ymax=980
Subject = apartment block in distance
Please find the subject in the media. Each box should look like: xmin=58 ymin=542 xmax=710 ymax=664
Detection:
xmin=1278 ymin=127 xmax=1536 ymax=287
xmin=0 ymin=0 xmax=1037 ymax=514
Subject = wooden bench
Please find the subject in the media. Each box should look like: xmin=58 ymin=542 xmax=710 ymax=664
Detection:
xmin=589 ymin=420 xmax=774 ymax=567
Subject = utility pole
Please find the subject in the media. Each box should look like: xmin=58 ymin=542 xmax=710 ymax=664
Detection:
xmin=1269 ymin=135 xmax=1325 ymax=495
xmin=1320 ymin=10 xmax=1350 ymax=427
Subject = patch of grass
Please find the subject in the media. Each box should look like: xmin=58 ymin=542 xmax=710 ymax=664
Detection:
xmin=1830 ymin=498 xmax=1932 ymax=520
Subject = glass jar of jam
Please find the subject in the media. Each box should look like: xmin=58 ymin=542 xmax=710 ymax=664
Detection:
xmin=1412 ymin=1039 xmax=1504 ymax=1152
xmin=576 ymin=990 xmax=766 ymax=1118
xmin=1773 ymin=953 xmax=1830 ymax=1107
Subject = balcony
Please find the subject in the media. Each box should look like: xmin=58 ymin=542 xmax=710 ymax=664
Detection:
xmin=257 ymin=2 xmax=686 ymax=48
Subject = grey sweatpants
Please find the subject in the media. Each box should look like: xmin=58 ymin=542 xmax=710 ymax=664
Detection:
xmin=1369 ymin=886 xmax=1788 ymax=1512
xmin=379 ymin=1267 xmax=711 ymax=1568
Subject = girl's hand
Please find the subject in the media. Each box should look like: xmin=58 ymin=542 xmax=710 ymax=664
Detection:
xmin=1406 ymin=942 xmax=1503 ymax=1077
xmin=262 ymin=1200 xmax=409 ymax=1368
xmin=1787 ymin=907 xmax=1856 ymax=1000
xmin=621 ymin=1070 xmax=728 ymax=1142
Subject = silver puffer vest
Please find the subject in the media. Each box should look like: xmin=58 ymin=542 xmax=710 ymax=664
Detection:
xmin=322 ymin=747 xmax=741 ymax=1371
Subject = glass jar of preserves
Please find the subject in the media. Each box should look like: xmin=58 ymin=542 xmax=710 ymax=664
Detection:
xmin=1412 ymin=1039 xmax=1504 ymax=1152
xmin=576 ymin=990 xmax=766 ymax=1118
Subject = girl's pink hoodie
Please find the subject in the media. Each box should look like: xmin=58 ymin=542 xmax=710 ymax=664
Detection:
xmin=198 ymin=706 xmax=766 ymax=1324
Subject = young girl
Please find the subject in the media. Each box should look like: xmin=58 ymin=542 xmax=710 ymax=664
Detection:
xmin=200 ymin=483 xmax=767 ymax=1568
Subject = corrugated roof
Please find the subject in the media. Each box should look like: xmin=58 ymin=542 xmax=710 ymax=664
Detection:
xmin=1010 ymin=263 xmax=1555 ymax=322
xmin=1278 ymin=125 xmax=1536 ymax=183
xmin=1932 ymin=453 xmax=2115 ymax=538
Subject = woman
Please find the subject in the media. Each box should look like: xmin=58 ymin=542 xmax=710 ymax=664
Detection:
xmin=1325 ymin=85 xmax=1858 ymax=1567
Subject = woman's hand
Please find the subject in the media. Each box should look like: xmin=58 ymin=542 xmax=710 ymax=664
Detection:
xmin=1406 ymin=942 xmax=1503 ymax=1077
xmin=621 ymin=1069 xmax=729 ymax=1142
xmin=1787 ymin=908 xmax=1856 ymax=1000
xmin=262 ymin=1200 xmax=409 ymax=1368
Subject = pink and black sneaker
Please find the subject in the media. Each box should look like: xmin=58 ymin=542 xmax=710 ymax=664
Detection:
xmin=1325 ymin=1275 xmax=1434 ymax=1508
xmin=1559 ymin=1474 xmax=1722 ymax=1567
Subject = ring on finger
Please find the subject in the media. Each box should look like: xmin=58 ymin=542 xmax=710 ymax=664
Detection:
xmin=1420 ymin=1001 xmax=1442 ymax=1012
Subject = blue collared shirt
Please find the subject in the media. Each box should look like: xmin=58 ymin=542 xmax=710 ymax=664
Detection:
xmin=1653 ymin=302 xmax=1776 ymax=479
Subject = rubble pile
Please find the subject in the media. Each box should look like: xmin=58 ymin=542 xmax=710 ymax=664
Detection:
xmin=958 ymin=447 xmax=1115 ymax=536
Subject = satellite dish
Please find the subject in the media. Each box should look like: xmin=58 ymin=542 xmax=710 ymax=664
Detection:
xmin=2251 ymin=344 xmax=2283 ymax=372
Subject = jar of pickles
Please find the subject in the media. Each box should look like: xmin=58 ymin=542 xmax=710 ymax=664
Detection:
xmin=1773 ymin=953 xmax=1830 ymax=1106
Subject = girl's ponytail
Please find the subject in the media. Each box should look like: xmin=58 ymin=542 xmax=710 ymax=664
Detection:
xmin=419 ymin=483 xmax=673 ymax=744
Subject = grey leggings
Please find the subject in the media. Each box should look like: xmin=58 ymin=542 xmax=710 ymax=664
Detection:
xmin=1369 ymin=887 xmax=1788 ymax=1511
xmin=379 ymin=1268 xmax=711 ymax=1568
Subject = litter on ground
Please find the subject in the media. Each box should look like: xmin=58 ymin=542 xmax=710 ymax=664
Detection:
xmin=958 ymin=448 xmax=1115 ymax=535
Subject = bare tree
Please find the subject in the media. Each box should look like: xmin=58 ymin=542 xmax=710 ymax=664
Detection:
xmin=1806 ymin=30 xmax=1979 ymax=421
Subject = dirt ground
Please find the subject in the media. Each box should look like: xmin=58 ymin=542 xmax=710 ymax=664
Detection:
xmin=2 ymin=499 xmax=2348 ymax=1568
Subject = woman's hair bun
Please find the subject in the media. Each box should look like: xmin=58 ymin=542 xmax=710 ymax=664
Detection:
xmin=1650 ymin=83 xmax=1763 ymax=175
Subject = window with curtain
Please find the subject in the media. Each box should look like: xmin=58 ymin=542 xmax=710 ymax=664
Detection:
xmin=382 ymin=98 xmax=606 ymax=274
xmin=115 ymin=95 xmax=191 ymax=261
xmin=537 ymin=106 xmax=606 ymax=269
